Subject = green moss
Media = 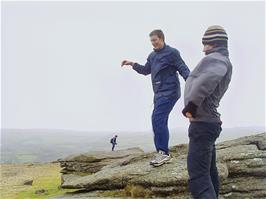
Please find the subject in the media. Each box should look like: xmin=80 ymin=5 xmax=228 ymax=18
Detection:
xmin=100 ymin=189 xmax=126 ymax=197
xmin=17 ymin=177 xmax=69 ymax=198
xmin=16 ymin=167 xmax=79 ymax=199
xmin=125 ymin=185 xmax=152 ymax=198
xmin=99 ymin=185 xmax=152 ymax=198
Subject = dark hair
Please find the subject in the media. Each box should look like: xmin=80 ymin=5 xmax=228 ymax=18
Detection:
xmin=149 ymin=29 xmax=165 ymax=41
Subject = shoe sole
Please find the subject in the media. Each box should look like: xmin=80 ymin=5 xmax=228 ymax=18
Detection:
xmin=151 ymin=157 xmax=173 ymax=167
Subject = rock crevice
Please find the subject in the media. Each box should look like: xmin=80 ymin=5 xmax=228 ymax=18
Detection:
xmin=58 ymin=133 xmax=266 ymax=198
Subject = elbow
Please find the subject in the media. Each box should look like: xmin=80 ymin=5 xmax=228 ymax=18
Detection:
xmin=136 ymin=71 xmax=149 ymax=76
xmin=143 ymin=72 xmax=150 ymax=76
xmin=184 ymin=71 xmax=190 ymax=80
xmin=140 ymin=69 xmax=150 ymax=76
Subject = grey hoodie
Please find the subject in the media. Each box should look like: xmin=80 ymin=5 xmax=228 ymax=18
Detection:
xmin=184 ymin=47 xmax=232 ymax=123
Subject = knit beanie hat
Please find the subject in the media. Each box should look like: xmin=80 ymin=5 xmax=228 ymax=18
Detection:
xmin=202 ymin=25 xmax=228 ymax=47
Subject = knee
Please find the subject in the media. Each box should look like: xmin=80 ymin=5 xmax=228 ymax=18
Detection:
xmin=152 ymin=113 xmax=167 ymax=127
xmin=152 ymin=114 xmax=159 ymax=127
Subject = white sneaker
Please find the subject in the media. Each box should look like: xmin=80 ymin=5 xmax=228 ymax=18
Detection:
xmin=150 ymin=150 xmax=173 ymax=167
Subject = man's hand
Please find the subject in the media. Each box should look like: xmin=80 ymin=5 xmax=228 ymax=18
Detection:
xmin=182 ymin=101 xmax=198 ymax=118
xmin=121 ymin=60 xmax=135 ymax=67
xmin=185 ymin=112 xmax=193 ymax=118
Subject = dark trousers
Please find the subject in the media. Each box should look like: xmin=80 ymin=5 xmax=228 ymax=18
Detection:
xmin=152 ymin=96 xmax=177 ymax=155
xmin=187 ymin=121 xmax=222 ymax=199
xmin=112 ymin=143 xmax=116 ymax=151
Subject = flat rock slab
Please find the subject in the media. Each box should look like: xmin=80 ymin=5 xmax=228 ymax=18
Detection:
xmin=58 ymin=133 xmax=266 ymax=199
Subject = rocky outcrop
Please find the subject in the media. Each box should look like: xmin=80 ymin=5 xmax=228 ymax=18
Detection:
xmin=58 ymin=133 xmax=266 ymax=198
xmin=58 ymin=147 xmax=144 ymax=175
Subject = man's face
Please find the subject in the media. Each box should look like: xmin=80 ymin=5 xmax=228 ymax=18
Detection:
xmin=150 ymin=35 xmax=164 ymax=50
xmin=203 ymin=44 xmax=215 ymax=53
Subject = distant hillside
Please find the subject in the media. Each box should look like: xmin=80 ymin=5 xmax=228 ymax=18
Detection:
xmin=1 ymin=126 xmax=265 ymax=163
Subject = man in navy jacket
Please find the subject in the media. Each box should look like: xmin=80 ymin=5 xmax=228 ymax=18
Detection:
xmin=121 ymin=29 xmax=190 ymax=167
xmin=110 ymin=135 xmax=118 ymax=151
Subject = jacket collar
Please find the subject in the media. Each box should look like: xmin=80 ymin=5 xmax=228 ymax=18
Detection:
xmin=205 ymin=46 xmax=229 ymax=56
xmin=153 ymin=43 xmax=167 ymax=52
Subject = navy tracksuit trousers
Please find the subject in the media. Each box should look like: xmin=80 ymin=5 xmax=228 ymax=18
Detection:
xmin=152 ymin=96 xmax=177 ymax=155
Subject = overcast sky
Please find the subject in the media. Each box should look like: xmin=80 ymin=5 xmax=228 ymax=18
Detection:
xmin=2 ymin=1 xmax=265 ymax=132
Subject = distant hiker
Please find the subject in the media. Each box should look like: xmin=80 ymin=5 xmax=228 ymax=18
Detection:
xmin=110 ymin=135 xmax=118 ymax=151
xmin=121 ymin=29 xmax=190 ymax=167
xmin=182 ymin=25 xmax=232 ymax=199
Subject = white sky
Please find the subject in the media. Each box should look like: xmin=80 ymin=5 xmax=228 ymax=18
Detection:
xmin=1 ymin=1 xmax=265 ymax=132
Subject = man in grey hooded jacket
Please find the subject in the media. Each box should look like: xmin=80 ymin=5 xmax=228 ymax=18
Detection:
xmin=182 ymin=25 xmax=232 ymax=199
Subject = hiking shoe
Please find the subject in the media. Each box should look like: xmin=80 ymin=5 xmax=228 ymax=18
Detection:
xmin=150 ymin=150 xmax=173 ymax=167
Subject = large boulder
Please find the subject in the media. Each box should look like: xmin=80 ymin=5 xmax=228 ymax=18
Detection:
xmin=58 ymin=133 xmax=266 ymax=198
xmin=58 ymin=147 xmax=144 ymax=175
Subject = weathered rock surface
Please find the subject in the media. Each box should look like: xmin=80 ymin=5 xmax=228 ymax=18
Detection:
xmin=58 ymin=133 xmax=266 ymax=198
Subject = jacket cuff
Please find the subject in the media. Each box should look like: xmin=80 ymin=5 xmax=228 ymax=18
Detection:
xmin=132 ymin=63 xmax=138 ymax=71
xmin=132 ymin=62 xmax=138 ymax=67
xmin=182 ymin=101 xmax=198 ymax=117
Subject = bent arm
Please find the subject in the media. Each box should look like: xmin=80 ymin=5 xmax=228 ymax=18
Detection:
xmin=188 ymin=59 xmax=228 ymax=107
xmin=132 ymin=58 xmax=151 ymax=76
xmin=172 ymin=50 xmax=190 ymax=80
xmin=182 ymin=58 xmax=227 ymax=117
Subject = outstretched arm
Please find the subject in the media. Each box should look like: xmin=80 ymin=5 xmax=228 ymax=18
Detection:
xmin=121 ymin=58 xmax=151 ymax=76
xmin=132 ymin=61 xmax=151 ymax=76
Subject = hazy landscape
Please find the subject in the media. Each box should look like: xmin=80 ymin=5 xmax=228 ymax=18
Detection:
xmin=1 ymin=1 xmax=265 ymax=198
xmin=1 ymin=126 xmax=265 ymax=164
